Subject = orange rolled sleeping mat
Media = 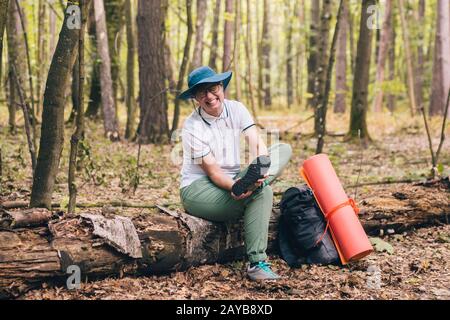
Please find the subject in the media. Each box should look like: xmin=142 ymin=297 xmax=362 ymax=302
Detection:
xmin=300 ymin=154 xmax=373 ymax=265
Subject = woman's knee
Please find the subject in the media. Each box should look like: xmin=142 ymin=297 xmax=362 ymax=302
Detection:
xmin=278 ymin=143 xmax=292 ymax=159
xmin=262 ymin=184 xmax=273 ymax=197
xmin=269 ymin=143 xmax=292 ymax=159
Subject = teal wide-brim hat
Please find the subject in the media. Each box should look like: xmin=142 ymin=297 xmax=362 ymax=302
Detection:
xmin=178 ymin=66 xmax=232 ymax=100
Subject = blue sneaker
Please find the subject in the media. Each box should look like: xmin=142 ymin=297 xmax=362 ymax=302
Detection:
xmin=247 ymin=261 xmax=280 ymax=281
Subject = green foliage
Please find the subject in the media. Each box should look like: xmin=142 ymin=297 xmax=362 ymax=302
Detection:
xmin=119 ymin=156 xmax=140 ymax=194
xmin=380 ymin=79 xmax=407 ymax=96
xmin=78 ymin=140 xmax=106 ymax=186
xmin=223 ymin=11 xmax=235 ymax=22
xmin=60 ymin=195 xmax=69 ymax=210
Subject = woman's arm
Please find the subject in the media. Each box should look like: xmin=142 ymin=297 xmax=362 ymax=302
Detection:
xmin=199 ymin=153 xmax=235 ymax=191
xmin=199 ymin=153 xmax=255 ymax=200
xmin=244 ymin=126 xmax=268 ymax=161
xmin=198 ymin=125 xmax=268 ymax=200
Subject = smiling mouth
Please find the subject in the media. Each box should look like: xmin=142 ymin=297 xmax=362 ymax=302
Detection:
xmin=206 ymin=98 xmax=218 ymax=107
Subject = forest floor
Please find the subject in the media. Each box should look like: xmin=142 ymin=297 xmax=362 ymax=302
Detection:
xmin=19 ymin=225 xmax=450 ymax=300
xmin=1 ymin=107 xmax=449 ymax=300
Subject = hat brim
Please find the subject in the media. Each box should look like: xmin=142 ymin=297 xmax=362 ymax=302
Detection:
xmin=177 ymin=71 xmax=232 ymax=100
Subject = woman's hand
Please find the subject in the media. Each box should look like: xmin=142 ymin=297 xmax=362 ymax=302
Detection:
xmin=254 ymin=174 xmax=269 ymax=188
xmin=230 ymin=178 xmax=253 ymax=200
xmin=231 ymin=189 xmax=253 ymax=200
xmin=230 ymin=174 xmax=269 ymax=200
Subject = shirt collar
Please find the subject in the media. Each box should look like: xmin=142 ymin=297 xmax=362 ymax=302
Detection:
xmin=198 ymin=101 xmax=229 ymax=126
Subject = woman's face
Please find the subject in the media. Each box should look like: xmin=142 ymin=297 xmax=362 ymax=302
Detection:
xmin=194 ymin=82 xmax=224 ymax=115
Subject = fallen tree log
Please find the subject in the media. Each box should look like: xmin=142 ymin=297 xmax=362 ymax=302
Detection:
xmin=0 ymin=200 xmax=166 ymax=210
xmin=0 ymin=182 xmax=448 ymax=299
xmin=0 ymin=208 xmax=56 ymax=229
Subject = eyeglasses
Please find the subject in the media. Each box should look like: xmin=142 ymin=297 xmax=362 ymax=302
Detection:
xmin=194 ymin=83 xmax=222 ymax=100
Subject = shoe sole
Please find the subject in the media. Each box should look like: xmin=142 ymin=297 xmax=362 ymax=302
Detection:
xmin=247 ymin=276 xmax=280 ymax=282
xmin=232 ymin=155 xmax=271 ymax=197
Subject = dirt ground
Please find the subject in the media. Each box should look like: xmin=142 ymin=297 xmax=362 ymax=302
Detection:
xmin=1 ymin=110 xmax=449 ymax=300
xmin=19 ymin=224 xmax=450 ymax=300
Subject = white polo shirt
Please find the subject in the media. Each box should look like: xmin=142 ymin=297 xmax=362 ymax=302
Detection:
xmin=180 ymin=99 xmax=255 ymax=188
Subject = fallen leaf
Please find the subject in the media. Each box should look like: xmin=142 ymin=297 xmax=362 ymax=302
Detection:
xmin=370 ymin=237 xmax=394 ymax=254
xmin=436 ymin=233 xmax=450 ymax=243
xmin=431 ymin=288 xmax=450 ymax=299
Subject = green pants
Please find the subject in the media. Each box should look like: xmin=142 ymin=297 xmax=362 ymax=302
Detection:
xmin=180 ymin=143 xmax=293 ymax=263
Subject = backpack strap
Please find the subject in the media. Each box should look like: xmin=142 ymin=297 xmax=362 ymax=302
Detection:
xmin=326 ymin=198 xmax=360 ymax=220
xmin=314 ymin=198 xmax=360 ymax=246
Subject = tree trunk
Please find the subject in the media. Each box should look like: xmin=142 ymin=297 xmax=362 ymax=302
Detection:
xmin=333 ymin=0 xmax=348 ymax=113
xmin=307 ymin=0 xmax=321 ymax=108
xmin=0 ymin=0 xmax=8 ymax=79
xmin=222 ymin=0 xmax=233 ymax=72
xmin=36 ymin=0 xmax=47 ymax=117
xmin=1 ymin=181 xmax=449 ymax=299
xmin=348 ymin=4 xmax=355 ymax=75
xmin=11 ymin=63 xmax=36 ymax=172
xmin=30 ymin=1 xmax=91 ymax=209
xmin=6 ymin=69 xmax=16 ymax=134
xmin=171 ymin=0 xmax=193 ymax=134
xmin=414 ymin=0 xmax=425 ymax=110
xmin=85 ymin=59 xmax=101 ymax=118
xmin=105 ymin=0 xmax=125 ymax=115
xmin=68 ymin=54 xmax=80 ymax=124
xmin=93 ymin=0 xmax=120 ymax=141
xmin=6 ymin=0 xmax=27 ymax=134
xmin=124 ymin=0 xmax=137 ymax=140
xmin=285 ymin=0 xmax=294 ymax=109
xmin=296 ymin=0 xmax=305 ymax=107
xmin=398 ymin=0 xmax=417 ymax=116
xmin=316 ymin=0 xmax=343 ymax=154
xmin=164 ymin=39 xmax=177 ymax=95
xmin=261 ymin=0 xmax=271 ymax=108
xmin=256 ymin=3 xmax=263 ymax=111
xmin=85 ymin=7 xmax=101 ymax=119
xmin=429 ymin=0 xmax=450 ymax=116
xmin=137 ymin=0 xmax=169 ymax=144
xmin=14 ymin=0 xmax=36 ymax=132
xmin=372 ymin=0 xmax=392 ymax=113
xmin=244 ymin=0 xmax=257 ymax=122
xmin=348 ymin=0 xmax=375 ymax=142
xmin=208 ymin=0 xmax=221 ymax=70
xmin=374 ymin=24 xmax=380 ymax=65
xmin=313 ymin=0 xmax=332 ymax=134
xmin=387 ymin=8 xmax=396 ymax=112
xmin=0 ymin=0 xmax=8 ymax=131
xmin=233 ymin=0 xmax=241 ymax=101
xmin=67 ymin=0 xmax=87 ymax=215
xmin=190 ymin=0 xmax=207 ymax=71
xmin=48 ymin=4 xmax=56 ymax=57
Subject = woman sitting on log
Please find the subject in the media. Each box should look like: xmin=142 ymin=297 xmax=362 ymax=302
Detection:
xmin=178 ymin=66 xmax=292 ymax=281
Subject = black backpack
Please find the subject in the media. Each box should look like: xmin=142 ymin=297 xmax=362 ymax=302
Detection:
xmin=277 ymin=185 xmax=340 ymax=267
